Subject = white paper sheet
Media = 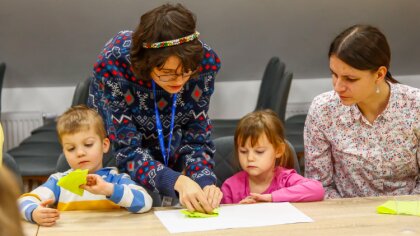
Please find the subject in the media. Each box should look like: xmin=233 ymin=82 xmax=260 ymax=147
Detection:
xmin=154 ymin=202 xmax=313 ymax=233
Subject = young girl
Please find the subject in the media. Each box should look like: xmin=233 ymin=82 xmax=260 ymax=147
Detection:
xmin=221 ymin=110 xmax=324 ymax=204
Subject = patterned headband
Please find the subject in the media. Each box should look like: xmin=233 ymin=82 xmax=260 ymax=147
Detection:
xmin=142 ymin=31 xmax=200 ymax=49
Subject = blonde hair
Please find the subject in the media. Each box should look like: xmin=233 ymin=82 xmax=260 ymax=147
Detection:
xmin=56 ymin=105 xmax=107 ymax=143
xmin=234 ymin=109 xmax=294 ymax=169
xmin=0 ymin=167 xmax=23 ymax=236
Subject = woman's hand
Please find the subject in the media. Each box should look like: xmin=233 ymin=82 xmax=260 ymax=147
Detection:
xmin=32 ymin=199 xmax=60 ymax=227
xmin=203 ymin=185 xmax=223 ymax=209
xmin=80 ymin=174 xmax=114 ymax=196
xmin=174 ymin=175 xmax=213 ymax=213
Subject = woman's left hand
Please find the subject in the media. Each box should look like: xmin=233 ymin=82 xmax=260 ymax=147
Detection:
xmin=203 ymin=185 xmax=223 ymax=209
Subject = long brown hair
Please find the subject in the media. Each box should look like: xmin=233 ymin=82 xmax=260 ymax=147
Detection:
xmin=234 ymin=109 xmax=294 ymax=169
xmin=131 ymin=3 xmax=203 ymax=81
xmin=0 ymin=167 xmax=23 ymax=236
xmin=329 ymin=24 xmax=398 ymax=83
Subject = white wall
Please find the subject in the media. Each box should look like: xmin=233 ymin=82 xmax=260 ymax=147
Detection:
xmin=2 ymin=87 xmax=75 ymax=118
xmin=210 ymin=75 xmax=419 ymax=119
xmin=2 ymin=76 xmax=418 ymax=119
xmin=2 ymin=0 xmax=420 ymax=88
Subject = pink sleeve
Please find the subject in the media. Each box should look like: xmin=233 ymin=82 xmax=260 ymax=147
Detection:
xmin=271 ymin=169 xmax=325 ymax=202
xmin=221 ymin=182 xmax=234 ymax=204
xmin=220 ymin=172 xmax=248 ymax=204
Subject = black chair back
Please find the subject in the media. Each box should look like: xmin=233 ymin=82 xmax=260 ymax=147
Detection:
xmin=255 ymin=57 xmax=284 ymax=111
xmin=2 ymin=152 xmax=23 ymax=190
xmin=0 ymin=62 xmax=6 ymax=117
xmin=72 ymin=77 xmax=92 ymax=106
xmin=272 ymin=71 xmax=293 ymax=123
xmin=255 ymin=57 xmax=292 ymax=123
xmin=211 ymin=57 xmax=293 ymax=138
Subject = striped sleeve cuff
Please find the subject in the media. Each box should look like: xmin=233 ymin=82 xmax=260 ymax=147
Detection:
xmin=109 ymin=184 xmax=124 ymax=204
xmin=20 ymin=201 xmax=38 ymax=223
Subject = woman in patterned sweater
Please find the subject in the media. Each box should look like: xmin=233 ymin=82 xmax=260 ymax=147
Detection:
xmin=88 ymin=3 xmax=222 ymax=213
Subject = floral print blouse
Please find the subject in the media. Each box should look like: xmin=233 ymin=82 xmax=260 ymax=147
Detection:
xmin=304 ymin=82 xmax=419 ymax=198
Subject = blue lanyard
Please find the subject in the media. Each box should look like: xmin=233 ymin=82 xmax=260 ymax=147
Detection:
xmin=152 ymin=81 xmax=177 ymax=167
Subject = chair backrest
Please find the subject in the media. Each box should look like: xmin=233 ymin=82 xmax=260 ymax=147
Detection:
xmin=213 ymin=136 xmax=301 ymax=187
xmin=213 ymin=136 xmax=240 ymax=187
xmin=0 ymin=62 xmax=6 ymax=116
xmin=271 ymin=71 xmax=293 ymax=123
xmin=71 ymin=77 xmax=92 ymax=106
xmin=254 ymin=57 xmax=293 ymax=123
xmin=2 ymin=152 xmax=23 ymax=190
xmin=255 ymin=57 xmax=284 ymax=111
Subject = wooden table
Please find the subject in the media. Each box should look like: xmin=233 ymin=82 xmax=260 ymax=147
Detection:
xmin=22 ymin=220 xmax=39 ymax=236
xmin=33 ymin=196 xmax=420 ymax=236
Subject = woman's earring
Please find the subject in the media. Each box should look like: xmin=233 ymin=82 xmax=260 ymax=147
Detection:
xmin=376 ymin=85 xmax=380 ymax=94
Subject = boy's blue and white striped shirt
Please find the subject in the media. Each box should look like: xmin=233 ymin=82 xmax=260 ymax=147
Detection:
xmin=18 ymin=167 xmax=152 ymax=223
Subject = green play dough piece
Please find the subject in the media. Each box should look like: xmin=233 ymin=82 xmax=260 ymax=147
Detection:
xmin=57 ymin=169 xmax=88 ymax=196
xmin=180 ymin=208 xmax=219 ymax=218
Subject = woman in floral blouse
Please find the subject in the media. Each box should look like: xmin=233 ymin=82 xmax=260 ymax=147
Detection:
xmin=304 ymin=24 xmax=419 ymax=198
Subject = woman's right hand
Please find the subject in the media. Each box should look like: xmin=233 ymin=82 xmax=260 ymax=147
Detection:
xmin=174 ymin=175 xmax=213 ymax=213
xmin=32 ymin=199 xmax=60 ymax=226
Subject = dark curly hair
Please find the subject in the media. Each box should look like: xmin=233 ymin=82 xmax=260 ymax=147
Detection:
xmin=130 ymin=3 xmax=204 ymax=81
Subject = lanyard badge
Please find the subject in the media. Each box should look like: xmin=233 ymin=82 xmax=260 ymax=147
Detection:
xmin=152 ymin=81 xmax=177 ymax=167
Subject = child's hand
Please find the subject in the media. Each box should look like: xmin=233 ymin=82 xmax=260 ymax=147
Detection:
xmin=239 ymin=196 xmax=257 ymax=204
xmin=239 ymin=193 xmax=272 ymax=204
xmin=249 ymin=193 xmax=272 ymax=202
xmin=32 ymin=199 xmax=60 ymax=227
xmin=203 ymin=185 xmax=223 ymax=209
xmin=80 ymin=174 xmax=114 ymax=196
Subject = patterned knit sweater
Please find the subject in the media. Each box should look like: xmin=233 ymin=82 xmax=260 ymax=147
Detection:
xmin=88 ymin=31 xmax=221 ymax=197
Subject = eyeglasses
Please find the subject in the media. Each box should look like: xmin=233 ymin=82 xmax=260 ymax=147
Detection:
xmin=152 ymin=69 xmax=197 ymax=82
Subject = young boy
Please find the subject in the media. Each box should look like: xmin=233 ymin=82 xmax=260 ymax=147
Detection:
xmin=18 ymin=105 xmax=152 ymax=226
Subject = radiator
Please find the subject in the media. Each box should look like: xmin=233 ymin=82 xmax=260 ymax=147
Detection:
xmin=1 ymin=112 xmax=44 ymax=151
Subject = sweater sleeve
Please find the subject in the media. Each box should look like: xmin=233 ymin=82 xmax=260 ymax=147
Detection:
xmin=178 ymin=45 xmax=221 ymax=189
xmin=107 ymin=171 xmax=152 ymax=213
xmin=18 ymin=174 xmax=61 ymax=223
xmin=88 ymin=31 xmax=182 ymax=197
xmin=271 ymin=169 xmax=324 ymax=202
